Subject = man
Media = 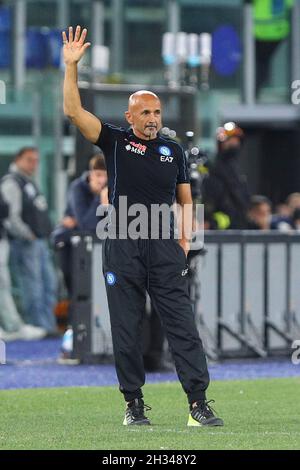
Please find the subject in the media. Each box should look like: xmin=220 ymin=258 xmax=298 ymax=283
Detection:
xmin=62 ymin=25 xmax=223 ymax=427
xmin=56 ymin=153 xmax=168 ymax=370
xmin=0 ymin=189 xmax=46 ymax=341
xmin=247 ymin=195 xmax=296 ymax=232
xmin=65 ymin=153 xmax=108 ymax=231
xmin=254 ymin=0 xmax=293 ymax=98
xmin=202 ymin=122 xmax=250 ymax=230
xmin=247 ymin=195 xmax=272 ymax=230
xmin=1 ymin=147 xmax=57 ymax=334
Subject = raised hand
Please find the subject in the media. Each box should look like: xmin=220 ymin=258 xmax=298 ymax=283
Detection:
xmin=62 ymin=26 xmax=91 ymax=65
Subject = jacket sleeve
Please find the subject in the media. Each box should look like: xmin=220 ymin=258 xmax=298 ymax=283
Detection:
xmin=176 ymin=144 xmax=190 ymax=184
xmin=0 ymin=196 xmax=9 ymax=220
xmin=1 ymin=178 xmax=36 ymax=240
xmin=69 ymin=183 xmax=100 ymax=231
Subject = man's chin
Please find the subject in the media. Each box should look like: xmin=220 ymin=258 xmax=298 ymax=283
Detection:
xmin=145 ymin=129 xmax=157 ymax=139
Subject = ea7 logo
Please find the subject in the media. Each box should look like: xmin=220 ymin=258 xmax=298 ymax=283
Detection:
xmin=160 ymin=156 xmax=173 ymax=163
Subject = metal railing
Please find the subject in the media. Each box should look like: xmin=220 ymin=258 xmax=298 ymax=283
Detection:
xmin=194 ymin=231 xmax=300 ymax=359
xmin=68 ymin=231 xmax=300 ymax=361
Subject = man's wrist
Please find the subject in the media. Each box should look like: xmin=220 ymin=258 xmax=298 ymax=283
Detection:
xmin=179 ymin=239 xmax=190 ymax=248
xmin=65 ymin=60 xmax=78 ymax=66
xmin=179 ymin=238 xmax=191 ymax=244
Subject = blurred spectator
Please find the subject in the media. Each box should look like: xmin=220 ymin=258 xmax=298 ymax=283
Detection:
xmin=0 ymin=183 xmax=46 ymax=340
xmin=292 ymin=208 xmax=300 ymax=232
xmin=254 ymin=0 xmax=293 ymax=97
xmin=271 ymin=215 xmax=293 ymax=232
xmin=271 ymin=217 xmax=293 ymax=232
xmin=66 ymin=152 xmax=108 ymax=231
xmin=202 ymin=122 xmax=250 ymax=229
xmin=53 ymin=153 xmax=108 ymax=295
xmin=248 ymin=194 xmax=300 ymax=233
xmin=247 ymin=195 xmax=272 ymax=230
xmin=1 ymin=147 xmax=57 ymax=334
xmin=270 ymin=192 xmax=300 ymax=231
xmin=274 ymin=202 xmax=291 ymax=219
xmin=286 ymin=192 xmax=300 ymax=214
xmin=271 ymin=202 xmax=292 ymax=231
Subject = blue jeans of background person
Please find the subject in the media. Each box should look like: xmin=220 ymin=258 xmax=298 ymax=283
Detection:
xmin=10 ymin=239 xmax=57 ymax=332
xmin=0 ymin=238 xmax=24 ymax=332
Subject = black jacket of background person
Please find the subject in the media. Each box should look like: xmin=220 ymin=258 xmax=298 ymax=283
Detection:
xmin=0 ymin=193 xmax=9 ymax=239
xmin=202 ymin=149 xmax=250 ymax=229
xmin=2 ymin=170 xmax=53 ymax=238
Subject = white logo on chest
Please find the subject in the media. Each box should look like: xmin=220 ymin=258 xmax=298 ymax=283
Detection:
xmin=160 ymin=155 xmax=173 ymax=163
xmin=125 ymin=142 xmax=147 ymax=156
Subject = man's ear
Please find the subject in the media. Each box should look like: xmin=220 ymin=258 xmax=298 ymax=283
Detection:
xmin=125 ymin=110 xmax=133 ymax=125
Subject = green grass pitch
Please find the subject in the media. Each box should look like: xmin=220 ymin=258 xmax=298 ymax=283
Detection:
xmin=0 ymin=377 xmax=299 ymax=450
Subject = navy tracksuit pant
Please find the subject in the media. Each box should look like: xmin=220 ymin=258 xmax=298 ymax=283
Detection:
xmin=102 ymin=238 xmax=210 ymax=404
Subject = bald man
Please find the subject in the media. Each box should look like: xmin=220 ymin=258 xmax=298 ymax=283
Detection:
xmin=62 ymin=26 xmax=223 ymax=427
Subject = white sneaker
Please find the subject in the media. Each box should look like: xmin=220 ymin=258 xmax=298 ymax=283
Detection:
xmin=17 ymin=324 xmax=47 ymax=340
xmin=0 ymin=327 xmax=22 ymax=342
xmin=0 ymin=324 xmax=47 ymax=341
xmin=0 ymin=327 xmax=7 ymax=340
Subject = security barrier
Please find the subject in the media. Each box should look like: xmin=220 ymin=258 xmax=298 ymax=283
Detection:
xmin=70 ymin=231 xmax=300 ymax=362
xmin=69 ymin=235 xmax=113 ymax=363
xmin=195 ymin=231 xmax=300 ymax=359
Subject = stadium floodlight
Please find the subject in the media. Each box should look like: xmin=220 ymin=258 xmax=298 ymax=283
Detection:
xmin=199 ymin=33 xmax=211 ymax=66
xmin=199 ymin=33 xmax=212 ymax=90
xmin=162 ymin=31 xmax=212 ymax=89
xmin=162 ymin=32 xmax=176 ymax=66
xmin=187 ymin=34 xmax=200 ymax=68
xmin=92 ymin=45 xmax=110 ymax=74
xmin=176 ymin=32 xmax=188 ymax=64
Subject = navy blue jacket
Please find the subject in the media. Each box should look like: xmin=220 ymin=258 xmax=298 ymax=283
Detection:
xmin=66 ymin=172 xmax=101 ymax=231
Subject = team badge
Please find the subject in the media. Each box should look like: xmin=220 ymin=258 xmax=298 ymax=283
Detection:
xmin=106 ymin=272 xmax=116 ymax=285
xmin=159 ymin=146 xmax=171 ymax=157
